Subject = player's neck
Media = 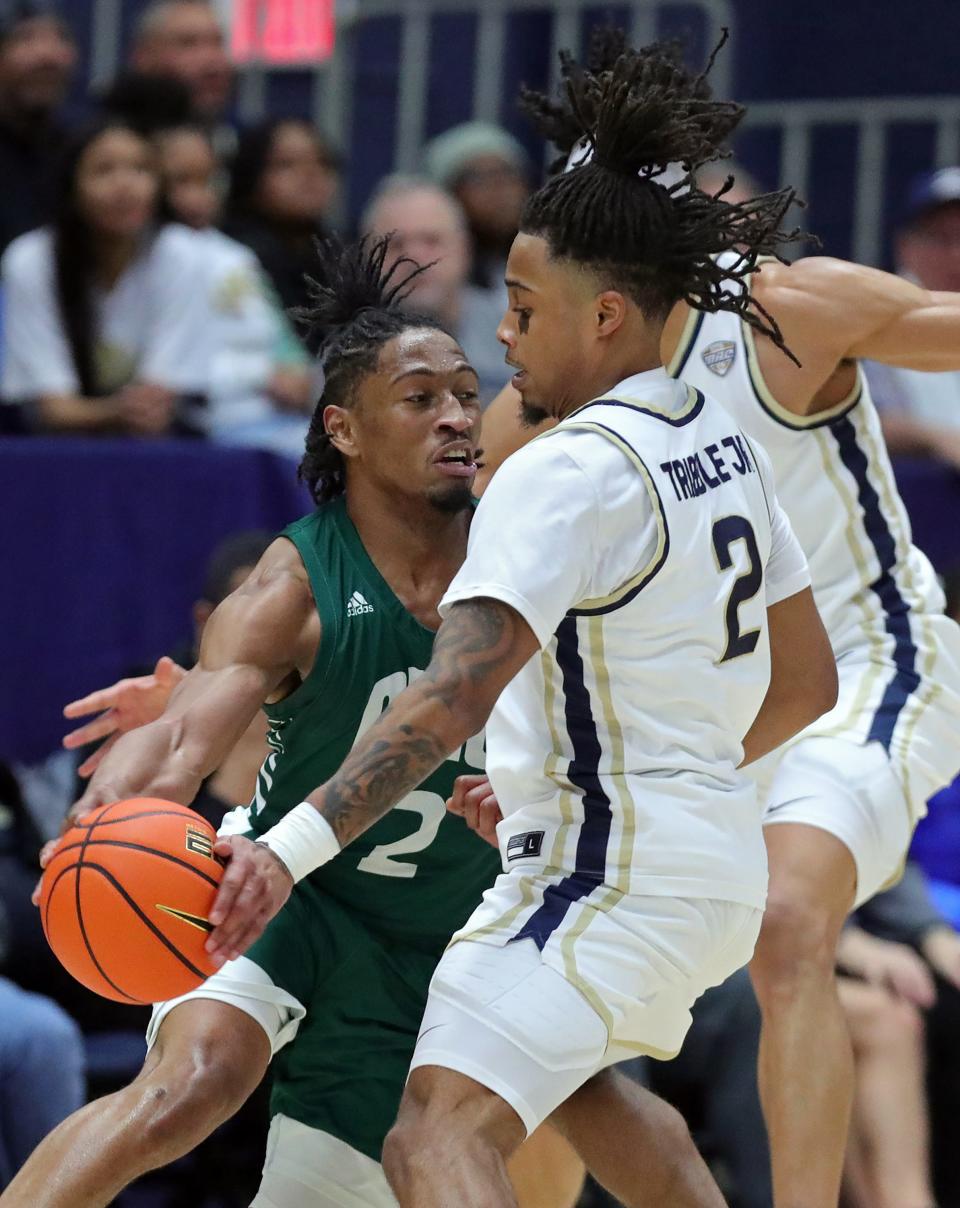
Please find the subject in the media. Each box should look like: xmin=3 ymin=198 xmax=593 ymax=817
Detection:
xmin=558 ymin=332 xmax=665 ymax=419
xmin=345 ymin=482 xmax=470 ymax=601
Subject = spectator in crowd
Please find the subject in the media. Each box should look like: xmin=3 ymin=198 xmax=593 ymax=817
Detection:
xmin=0 ymin=762 xmax=86 ymax=1192
xmin=223 ymin=117 xmax=341 ymax=318
xmin=0 ymin=118 xmax=210 ymax=434
xmin=128 ymin=0 xmax=234 ymax=150
xmin=101 ymin=74 xmax=316 ymax=454
xmin=696 ymin=160 xmax=764 ymax=206
xmin=361 ymin=175 xmax=510 ymax=405
xmin=865 ymin=167 xmax=960 ymax=469
xmin=0 ymin=977 xmax=86 ymax=1190
xmin=0 ymin=0 xmax=77 ymax=255
xmin=848 ymin=862 xmax=960 ymax=1205
xmin=423 ymin=120 xmax=530 ymax=293
xmin=835 ymin=922 xmax=936 ymax=1208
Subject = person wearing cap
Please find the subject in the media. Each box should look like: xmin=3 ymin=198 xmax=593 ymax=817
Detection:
xmin=864 ymin=167 xmax=960 ymax=469
xmin=0 ymin=0 xmax=76 ymax=255
xmin=423 ymin=120 xmax=531 ymax=294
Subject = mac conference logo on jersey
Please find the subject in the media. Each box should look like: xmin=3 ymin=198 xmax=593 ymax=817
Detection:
xmin=702 ymin=340 xmax=737 ymax=376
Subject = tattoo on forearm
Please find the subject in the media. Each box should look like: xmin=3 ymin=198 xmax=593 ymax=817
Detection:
xmin=318 ymin=600 xmax=517 ymax=846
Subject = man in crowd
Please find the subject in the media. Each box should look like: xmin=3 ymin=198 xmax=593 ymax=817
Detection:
xmin=361 ymin=175 xmax=511 ymax=406
xmin=0 ymin=0 xmax=75 ymax=254
xmin=129 ymin=0 xmax=233 ymax=149
xmin=865 ymin=167 xmax=960 ymax=470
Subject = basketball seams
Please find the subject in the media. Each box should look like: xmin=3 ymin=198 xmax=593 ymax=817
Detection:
xmin=71 ymin=807 xmax=208 ymax=831
xmin=80 ymin=862 xmax=211 ymax=982
xmin=75 ymin=800 xmax=142 ymax=1003
xmin=48 ymin=839 xmax=222 ymax=889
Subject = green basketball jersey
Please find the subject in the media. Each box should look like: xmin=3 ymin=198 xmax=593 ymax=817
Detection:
xmin=243 ymin=498 xmax=499 ymax=951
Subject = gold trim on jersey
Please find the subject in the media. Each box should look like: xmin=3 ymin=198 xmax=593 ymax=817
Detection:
xmin=892 ymin=623 xmax=942 ymax=816
xmin=542 ymin=645 xmax=577 ymax=870
xmin=665 ymin=306 xmax=704 ymax=378
xmin=454 ymin=876 xmax=540 ymax=947
xmin=565 ymin=383 xmax=703 ymax=426
xmin=550 ymin=420 xmax=668 ymax=612
xmin=742 ymin=319 xmax=862 ymax=430
xmin=587 ymin=616 xmax=634 ymax=892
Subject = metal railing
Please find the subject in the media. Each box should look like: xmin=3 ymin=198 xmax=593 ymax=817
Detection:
xmin=742 ymin=96 xmax=960 ymax=265
xmin=88 ymin=0 xmax=960 ymax=264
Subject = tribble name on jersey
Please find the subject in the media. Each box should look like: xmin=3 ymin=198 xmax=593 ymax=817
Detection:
xmin=659 ymin=433 xmax=754 ymax=503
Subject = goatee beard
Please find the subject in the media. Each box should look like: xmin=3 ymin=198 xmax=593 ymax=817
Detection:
xmin=520 ymin=400 xmax=550 ymax=427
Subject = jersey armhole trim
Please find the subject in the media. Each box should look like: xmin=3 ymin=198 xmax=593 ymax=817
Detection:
xmin=567 ymin=386 xmax=705 ymax=428
xmin=555 ymin=420 xmax=670 ymax=615
xmin=265 ymin=524 xmax=341 ymax=717
xmin=742 ymin=318 xmax=863 ymax=430
xmin=666 ymin=308 xmax=704 ymax=379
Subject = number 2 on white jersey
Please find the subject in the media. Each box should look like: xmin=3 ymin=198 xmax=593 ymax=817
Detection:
xmin=712 ymin=515 xmax=762 ymax=662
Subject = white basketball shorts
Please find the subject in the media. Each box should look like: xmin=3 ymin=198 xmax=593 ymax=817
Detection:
xmin=410 ymin=885 xmax=761 ymax=1135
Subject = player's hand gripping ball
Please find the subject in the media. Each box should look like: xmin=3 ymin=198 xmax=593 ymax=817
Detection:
xmin=38 ymin=799 xmax=224 ymax=1004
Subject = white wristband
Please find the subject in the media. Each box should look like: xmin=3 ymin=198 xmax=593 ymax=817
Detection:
xmin=256 ymin=802 xmax=341 ymax=884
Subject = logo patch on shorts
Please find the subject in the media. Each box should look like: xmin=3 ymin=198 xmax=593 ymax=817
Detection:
xmin=702 ymin=339 xmax=736 ymax=376
xmin=506 ymin=831 xmax=544 ymax=860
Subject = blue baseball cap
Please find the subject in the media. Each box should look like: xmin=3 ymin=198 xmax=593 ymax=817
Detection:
xmin=903 ymin=167 xmax=960 ymax=227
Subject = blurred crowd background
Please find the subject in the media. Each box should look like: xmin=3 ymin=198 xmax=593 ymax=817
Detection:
xmin=1 ymin=1 xmax=959 ymax=1205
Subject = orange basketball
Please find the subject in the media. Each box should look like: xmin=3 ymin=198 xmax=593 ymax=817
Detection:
xmin=39 ymin=798 xmax=224 ymax=1004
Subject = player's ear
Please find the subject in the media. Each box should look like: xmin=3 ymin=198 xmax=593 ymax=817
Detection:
xmin=323 ymin=404 xmax=359 ymax=459
xmin=595 ymin=290 xmax=627 ymax=340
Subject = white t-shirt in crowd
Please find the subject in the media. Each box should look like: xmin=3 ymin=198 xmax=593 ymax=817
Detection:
xmin=440 ymin=367 xmax=810 ymax=908
xmin=1 ymin=223 xmax=211 ymax=403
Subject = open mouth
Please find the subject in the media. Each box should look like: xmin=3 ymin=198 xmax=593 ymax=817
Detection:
xmin=434 ymin=447 xmax=478 ymax=478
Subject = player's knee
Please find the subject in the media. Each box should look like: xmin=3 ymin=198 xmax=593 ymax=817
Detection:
xmin=136 ymin=1035 xmax=253 ymax=1152
xmin=751 ymin=887 xmax=841 ymax=996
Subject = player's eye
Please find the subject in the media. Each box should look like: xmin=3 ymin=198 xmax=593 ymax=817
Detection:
xmin=406 ymin=392 xmax=431 ymax=405
xmin=456 ymin=389 xmax=479 ymax=403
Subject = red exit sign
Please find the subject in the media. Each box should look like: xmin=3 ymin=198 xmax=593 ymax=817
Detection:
xmin=231 ymin=0 xmax=335 ymax=65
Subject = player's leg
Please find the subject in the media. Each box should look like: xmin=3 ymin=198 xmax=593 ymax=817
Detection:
xmin=838 ymin=978 xmax=934 ymax=1208
xmin=507 ymin=1125 xmax=585 ymax=1208
xmin=549 ymin=1068 xmax=726 ymax=1208
xmin=749 ymin=822 xmax=856 ymax=1206
xmin=385 ymin=1064 xmax=526 ymax=1208
xmin=0 ymin=995 xmax=269 ymax=1208
xmin=748 ymin=736 xmax=913 ymax=1208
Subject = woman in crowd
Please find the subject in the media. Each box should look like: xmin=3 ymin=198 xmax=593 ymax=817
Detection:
xmin=223 ymin=117 xmax=340 ymax=315
xmin=153 ymin=120 xmax=316 ymax=456
xmin=0 ymin=118 xmax=209 ymax=435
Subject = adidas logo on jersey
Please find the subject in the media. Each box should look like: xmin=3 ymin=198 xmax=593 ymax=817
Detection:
xmin=347 ymin=590 xmax=375 ymax=617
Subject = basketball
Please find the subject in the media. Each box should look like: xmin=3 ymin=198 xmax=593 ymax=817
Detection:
xmin=38 ymin=798 xmax=225 ymax=1005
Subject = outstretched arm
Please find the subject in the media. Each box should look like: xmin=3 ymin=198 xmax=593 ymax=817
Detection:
xmin=759 ymin=256 xmax=960 ymax=372
xmin=206 ymin=598 xmax=539 ymax=962
xmin=57 ymin=543 xmax=315 ymax=833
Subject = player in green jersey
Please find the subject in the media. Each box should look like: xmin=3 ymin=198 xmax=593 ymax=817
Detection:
xmin=4 ymin=237 xmax=725 ymax=1208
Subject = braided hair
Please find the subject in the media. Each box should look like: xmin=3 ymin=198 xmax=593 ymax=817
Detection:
xmin=296 ymin=235 xmax=449 ymax=504
xmin=518 ymin=31 xmax=803 ymax=361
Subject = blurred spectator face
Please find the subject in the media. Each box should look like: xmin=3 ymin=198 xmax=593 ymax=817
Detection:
xmin=365 ymin=186 xmax=470 ymax=319
xmin=898 ymin=203 xmax=960 ymax=293
xmin=0 ymin=15 xmax=75 ymax=118
xmin=156 ymin=127 xmax=219 ymax=228
xmin=75 ymin=127 xmax=159 ymax=240
xmin=133 ymin=1 xmax=232 ymax=123
xmin=453 ymin=154 xmax=529 ymax=243
xmin=255 ymin=120 xmax=338 ymax=225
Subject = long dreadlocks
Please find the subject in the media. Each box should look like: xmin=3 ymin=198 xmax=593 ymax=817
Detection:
xmin=518 ymin=31 xmax=804 ymax=361
xmin=296 ymin=235 xmax=448 ymax=504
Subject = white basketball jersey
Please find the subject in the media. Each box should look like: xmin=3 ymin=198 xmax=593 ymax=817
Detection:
xmin=669 ymin=271 xmax=960 ymax=814
xmin=442 ymin=369 xmax=810 ymax=909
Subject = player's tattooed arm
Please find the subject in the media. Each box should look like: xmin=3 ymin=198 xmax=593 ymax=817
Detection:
xmin=311 ymin=598 xmax=538 ymax=847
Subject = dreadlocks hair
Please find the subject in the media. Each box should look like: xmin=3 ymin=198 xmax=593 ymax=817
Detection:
xmin=296 ymin=234 xmax=449 ymax=504
xmin=518 ymin=31 xmax=805 ymax=363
